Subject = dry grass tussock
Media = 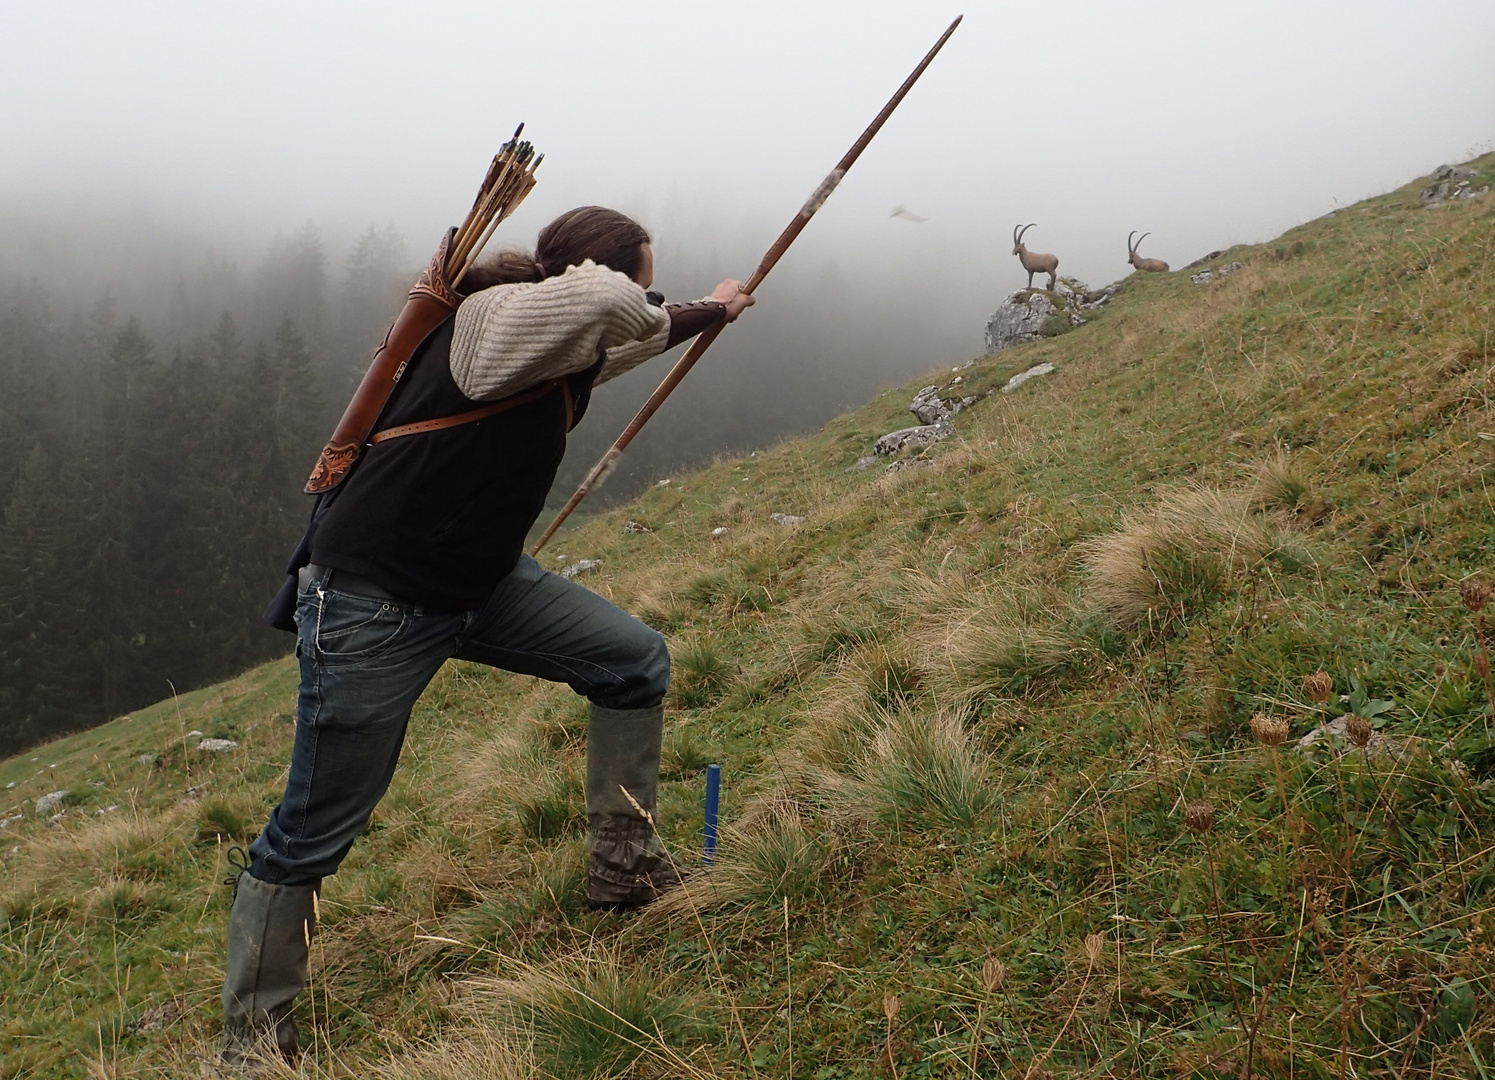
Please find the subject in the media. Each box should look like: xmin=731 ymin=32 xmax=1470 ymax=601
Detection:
xmin=1079 ymin=484 xmax=1295 ymax=627
xmin=370 ymin=1029 xmax=541 ymax=1080
xmin=8 ymin=804 xmax=192 ymax=898
xmin=464 ymin=950 xmax=717 ymax=1080
xmin=1249 ymin=446 xmax=1312 ymax=516
xmin=916 ymin=579 xmax=1092 ymax=701
xmin=852 ymin=705 xmax=995 ymax=828
xmin=653 ymin=794 xmax=853 ymax=917
xmin=781 ymin=641 xmax=921 ymax=769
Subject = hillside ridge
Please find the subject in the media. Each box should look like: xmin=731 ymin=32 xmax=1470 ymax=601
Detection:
xmin=3 ymin=154 xmax=1495 ymax=1079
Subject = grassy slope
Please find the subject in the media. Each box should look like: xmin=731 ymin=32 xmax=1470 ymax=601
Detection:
xmin=3 ymin=156 xmax=1494 ymax=1079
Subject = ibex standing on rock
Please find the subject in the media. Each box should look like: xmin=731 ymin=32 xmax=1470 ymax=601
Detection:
xmin=1127 ymin=231 xmax=1169 ymax=273
xmin=1012 ymin=223 xmax=1058 ymax=290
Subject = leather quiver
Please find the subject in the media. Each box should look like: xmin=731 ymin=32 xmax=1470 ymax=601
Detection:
xmin=304 ymin=229 xmax=465 ymax=494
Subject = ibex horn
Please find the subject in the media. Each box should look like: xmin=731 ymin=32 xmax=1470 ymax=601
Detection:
xmin=1016 ymin=223 xmax=1036 ymax=245
xmin=1128 ymin=230 xmax=1138 ymax=255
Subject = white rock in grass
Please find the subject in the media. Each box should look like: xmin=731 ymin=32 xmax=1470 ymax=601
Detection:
xmin=34 ymin=790 xmax=67 ymax=816
xmin=1000 ymin=362 xmax=1056 ymax=393
xmin=136 ymin=753 xmax=157 ymax=766
xmin=875 ymin=421 xmax=952 ymax=456
xmin=623 ymin=520 xmax=652 ymax=534
xmin=710 ymin=527 xmax=731 ymax=538
xmin=560 ymin=559 xmax=601 ymax=579
xmin=187 ymin=730 xmax=203 ymax=738
xmin=197 ymin=739 xmax=240 ymax=753
xmin=0 ymin=815 xmax=21 ymax=830
xmin=771 ymin=513 xmax=805 ymax=527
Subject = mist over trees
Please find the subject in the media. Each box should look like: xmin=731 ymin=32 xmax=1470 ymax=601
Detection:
xmin=0 ymin=215 xmax=967 ymax=753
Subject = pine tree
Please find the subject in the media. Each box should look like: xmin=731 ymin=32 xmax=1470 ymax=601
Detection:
xmin=0 ymin=447 xmax=87 ymax=751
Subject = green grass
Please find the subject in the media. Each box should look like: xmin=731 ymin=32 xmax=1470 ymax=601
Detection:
xmin=4 ymin=155 xmax=1495 ymax=1078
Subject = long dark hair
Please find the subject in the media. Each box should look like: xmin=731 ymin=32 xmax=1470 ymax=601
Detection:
xmin=461 ymin=206 xmax=650 ymax=292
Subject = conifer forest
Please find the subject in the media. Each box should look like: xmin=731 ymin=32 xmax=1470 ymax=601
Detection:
xmin=0 ymin=224 xmax=411 ymax=754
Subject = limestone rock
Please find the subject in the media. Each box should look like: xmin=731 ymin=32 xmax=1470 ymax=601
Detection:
xmin=771 ymin=513 xmax=805 ymax=527
xmin=875 ymin=421 xmax=952 ymax=456
xmin=1190 ymin=261 xmax=1242 ymax=286
xmin=34 ymin=790 xmax=67 ymax=816
xmin=984 ymin=290 xmax=1057 ymax=355
xmin=560 ymin=559 xmax=601 ymax=579
xmin=1421 ymin=173 xmax=1488 ymax=208
xmin=848 ymin=455 xmax=880 ymax=472
xmin=1001 ymin=362 xmax=1056 ymax=393
xmin=197 ymin=738 xmax=239 ymax=753
xmin=1185 ymin=250 xmax=1226 ymax=269
xmin=623 ymin=520 xmax=652 ymax=535
xmin=909 ymin=385 xmax=977 ymax=425
xmin=0 ymin=814 xmax=22 ymax=831
xmin=885 ymin=458 xmax=932 ymax=474
xmin=710 ymin=527 xmax=731 ymax=538
xmin=984 ymin=276 xmax=1115 ymax=356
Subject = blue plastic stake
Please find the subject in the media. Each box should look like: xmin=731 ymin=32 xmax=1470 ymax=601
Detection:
xmin=703 ymin=763 xmax=721 ymax=866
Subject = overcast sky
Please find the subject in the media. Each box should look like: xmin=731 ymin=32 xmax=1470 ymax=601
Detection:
xmin=3 ymin=0 xmax=1493 ymax=359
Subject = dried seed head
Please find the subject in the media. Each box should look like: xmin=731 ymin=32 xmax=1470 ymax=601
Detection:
xmin=1084 ymin=932 xmax=1105 ymax=963
xmin=1184 ymin=801 xmax=1216 ymax=834
xmin=982 ymin=956 xmax=1007 ymax=992
xmin=882 ymin=992 xmax=901 ymax=1021
xmin=1461 ymin=580 xmax=1493 ymax=613
xmin=1304 ymin=670 xmax=1334 ymax=704
xmin=1476 ymin=653 xmax=1491 ymax=680
xmin=1250 ymin=712 xmax=1291 ymax=747
xmin=1434 ymin=660 xmax=1447 ymax=679
xmin=1344 ymin=715 xmax=1374 ymax=748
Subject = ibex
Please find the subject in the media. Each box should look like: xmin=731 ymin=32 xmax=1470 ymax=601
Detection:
xmin=1012 ymin=223 xmax=1058 ymax=290
xmin=1126 ymin=231 xmax=1169 ymax=273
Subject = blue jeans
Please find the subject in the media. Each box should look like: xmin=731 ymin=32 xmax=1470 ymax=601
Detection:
xmin=247 ymin=555 xmax=670 ymax=886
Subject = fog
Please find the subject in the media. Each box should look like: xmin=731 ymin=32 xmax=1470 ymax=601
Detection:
xmin=3 ymin=0 xmax=1494 ymax=495
xmin=1 ymin=1 xmax=1492 ymax=747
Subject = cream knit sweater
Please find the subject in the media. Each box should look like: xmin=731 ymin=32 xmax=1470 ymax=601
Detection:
xmin=448 ymin=260 xmax=671 ymax=402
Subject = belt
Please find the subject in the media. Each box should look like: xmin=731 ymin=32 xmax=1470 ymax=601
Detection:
xmin=298 ymin=563 xmax=403 ymax=604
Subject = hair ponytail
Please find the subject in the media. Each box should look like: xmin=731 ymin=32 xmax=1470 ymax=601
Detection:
xmin=459 ymin=248 xmax=546 ymax=292
xmin=461 ymin=206 xmax=651 ymax=294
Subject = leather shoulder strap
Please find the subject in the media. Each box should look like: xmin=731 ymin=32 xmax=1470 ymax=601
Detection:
xmin=368 ymin=378 xmax=564 ymax=445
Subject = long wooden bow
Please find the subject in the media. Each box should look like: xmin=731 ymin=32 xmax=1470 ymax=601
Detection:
xmin=531 ymin=15 xmax=962 ymax=554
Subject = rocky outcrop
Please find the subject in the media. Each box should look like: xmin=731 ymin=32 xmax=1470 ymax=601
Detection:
xmin=875 ymin=420 xmax=953 ymax=457
xmin=1000 ymin=362 xmax=1056 ymax=393
xmin=1421 ymin=164 xmax=1488 ymax=208
xmin=34 ymin=791 xmax=67 ymax=816
xmin=560 ymin=559 xmax=600 ymax=579
xmin=1191 ymin=261 xmax=1243 ymax=286
xmin=983 ymin=277 xmax=1117 ymax=356
xmin=909 ymin=385 xmax=977 ymax=425
xmin=771 ymin=513 xmax=805 ymax=527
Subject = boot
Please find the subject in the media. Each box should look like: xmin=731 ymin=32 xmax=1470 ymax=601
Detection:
xmin=220 ymin=872 xmax=318 ymax=1068
xmin=584 ymin=702 xmax=681 ymax=910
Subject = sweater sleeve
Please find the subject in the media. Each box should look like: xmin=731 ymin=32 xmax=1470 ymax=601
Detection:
xmin=449 ymin=260 xmax=669 ymax=402
xmin=596 ymin=300 xmax=729 ymax=387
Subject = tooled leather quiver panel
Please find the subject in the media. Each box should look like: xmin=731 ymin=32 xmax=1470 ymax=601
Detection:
xmin=303 ymin=229 xmax=465 ymax=494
